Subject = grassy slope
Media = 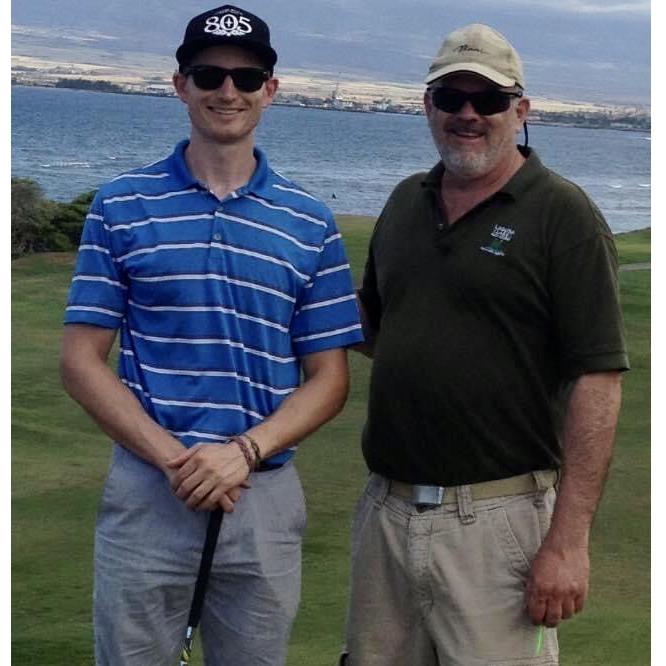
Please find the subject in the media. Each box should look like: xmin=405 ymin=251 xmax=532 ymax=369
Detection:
xmin=11 ymin=225 xmax=650 ymax=664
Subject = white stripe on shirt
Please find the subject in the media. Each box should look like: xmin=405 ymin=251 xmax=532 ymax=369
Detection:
xmin=108 ymin=213 xmax=214 ymax=231
xmin=293 ymin=323 xmax=362 ymax=342
xmin=127 ymin=299 xmax=289 ymax=333
xmin=150 ymin=397 xmax=263 ymax=420
xmin=297 ymin=293 xmax=356 ymax=312
xmin=245 ymin=195 xmax=328 ymax=228
xmin=102 ymin=188 xmax=198 ymax=204
xmin=272 ymin=184 xmax=318 ymax=200
xmin=66 ymin=305 xmax=124 ymax=318
xmin=138 ymin=362 xmax=297 ymax=396
xmin=131 ymin=273 xmax=296 ymax=303
xmin=129 ymin=329 xmax=296 ymax=364
xmin=215 ymin=211 xmax=322 ymax=252
xmin=72 ymin=275 xmax=127 ymax=289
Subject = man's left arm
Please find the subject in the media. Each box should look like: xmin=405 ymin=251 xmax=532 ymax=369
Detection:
xmin=525 ymin=370 xmax=622 ymax=627
xmin=167 ymin=348 xmax=349 ymax=509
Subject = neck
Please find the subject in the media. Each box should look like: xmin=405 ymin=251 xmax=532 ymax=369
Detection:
xmin=185 ymin=132 xmax=257 ymax=199
xmin=440 ymin=147 xmax=526 ymax=225
xmin=442 ymin=146 xmax=525 ymax=196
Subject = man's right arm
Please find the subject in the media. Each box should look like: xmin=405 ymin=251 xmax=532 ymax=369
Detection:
xmin=60 ymin=323 xmax=187 ymax=478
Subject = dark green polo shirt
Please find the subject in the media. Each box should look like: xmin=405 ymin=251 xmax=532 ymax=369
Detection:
xmin=359 ymin=148 xmax=629 ymax=486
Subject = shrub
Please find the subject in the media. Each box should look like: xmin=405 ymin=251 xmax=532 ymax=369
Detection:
xmin=11 ymin=179 xmax=96 ymax=256
xmin=51 ymin=190 xmax=96 ymax=248
xmin=11 ymin=178 xmax=57 ymax=257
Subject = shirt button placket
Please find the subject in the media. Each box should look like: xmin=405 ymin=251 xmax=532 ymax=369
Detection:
xmin=212 ymin=203 xmax=223 ymax=242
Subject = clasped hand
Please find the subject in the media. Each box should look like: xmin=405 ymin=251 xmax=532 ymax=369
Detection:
xmin=165 ymin=443 xmax=251 ymax=512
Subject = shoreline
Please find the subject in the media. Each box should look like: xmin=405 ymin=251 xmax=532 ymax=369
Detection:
xmin=11 ymin=81 xmax=651 ymax=134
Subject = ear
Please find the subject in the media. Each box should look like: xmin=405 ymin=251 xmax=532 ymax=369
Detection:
xmin=262 ymin=77 xmax=280 ymax=109
xmin=173 ymin=71 xmax=189 ymax=103
xmin=424 ymin=90 xmax=433 ymax=115
xmin=516 ymin=96 xmax=530 ymax=125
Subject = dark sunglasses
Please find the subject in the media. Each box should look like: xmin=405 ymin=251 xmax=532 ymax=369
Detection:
xmin=183 ymin=65 xmax=270 ymax=92
xmin=429 ymin=86 xmax=523 ymax=116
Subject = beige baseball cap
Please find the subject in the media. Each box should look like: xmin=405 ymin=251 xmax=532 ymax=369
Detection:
xmin=425 ymin=24 xmax=525 ymax=89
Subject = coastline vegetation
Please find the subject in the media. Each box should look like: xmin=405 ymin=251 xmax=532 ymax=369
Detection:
xmin=54 ymin=78 xmax=124 ymax=94
xmin=11 ymin=178 xmax=94 ymax=257
xmin=11 ymin=206 xmax=650 ymax=663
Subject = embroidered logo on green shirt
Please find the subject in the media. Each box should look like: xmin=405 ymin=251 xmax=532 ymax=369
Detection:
xmin=480 ymin=224 xmax=515 ymax=256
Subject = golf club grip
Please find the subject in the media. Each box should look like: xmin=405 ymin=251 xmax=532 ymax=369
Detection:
xmin=187 ymin=507 xmax=224 ymax=628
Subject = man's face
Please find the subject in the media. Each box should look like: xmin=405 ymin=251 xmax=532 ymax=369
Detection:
xmin=424 ymin=74 xmax=529 ymax=181
xmin=173 ymin=45 xmax=279 ymax=146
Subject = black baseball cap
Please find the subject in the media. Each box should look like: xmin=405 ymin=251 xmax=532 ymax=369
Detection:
xmin=176 ymin=5 xmax=278 ymax=72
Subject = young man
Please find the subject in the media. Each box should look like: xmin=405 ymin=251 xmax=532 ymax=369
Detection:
xmin=60 ymin=5 xmax=363 ymax=664
xmin=343 ymin=24 xmax=628 ymax=665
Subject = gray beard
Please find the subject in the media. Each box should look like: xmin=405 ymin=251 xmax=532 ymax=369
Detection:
xmin=438 ymin=144 xmax=495 ymax=180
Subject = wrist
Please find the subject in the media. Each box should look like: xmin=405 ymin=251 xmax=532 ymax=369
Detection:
xmin=240 ymin=433 xmax=263 ymax=467
xmin=229 ymin=435 xmax=258 ymax=474
xmin=543 ymin=523 xmax=590 ymax=552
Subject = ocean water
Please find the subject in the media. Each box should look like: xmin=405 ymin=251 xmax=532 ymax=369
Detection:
xmin=11 ymin=85 xmax=650 ymax=233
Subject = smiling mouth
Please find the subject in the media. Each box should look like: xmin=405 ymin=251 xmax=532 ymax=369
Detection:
xmin=450 ymin=129 xmax=484 ymax=139
xmin=207 ymin=107 xmax=243 ymax=116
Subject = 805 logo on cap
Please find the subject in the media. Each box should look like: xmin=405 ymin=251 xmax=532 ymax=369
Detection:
xmin=205 ymin=12 xmax=253 ymax=36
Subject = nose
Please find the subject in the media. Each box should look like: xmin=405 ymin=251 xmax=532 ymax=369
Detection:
xmin=456 ymin=100 xmax=480 ymax=118
xmin=217 ymin=73 xmax=238 ymax=97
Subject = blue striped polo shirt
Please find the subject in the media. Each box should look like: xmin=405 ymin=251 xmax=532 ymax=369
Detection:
xmin=64 ymin=140 xmax=364 ymax=466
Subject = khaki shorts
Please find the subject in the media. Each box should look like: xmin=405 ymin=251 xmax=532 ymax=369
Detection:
xmin=342 ymin=473 xmax=559 ymax=665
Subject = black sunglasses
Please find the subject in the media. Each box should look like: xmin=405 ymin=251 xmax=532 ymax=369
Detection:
xmin=429 ymin=86 xmax=523 ymax=116
xmin=183 ymin=65 xmax=270 ymax=92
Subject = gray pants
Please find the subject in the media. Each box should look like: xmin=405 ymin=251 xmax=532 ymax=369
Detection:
xmin=94 ymin=446 xmax=306 ymax=666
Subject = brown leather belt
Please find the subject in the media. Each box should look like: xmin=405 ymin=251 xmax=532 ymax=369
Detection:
xmin=389 ymin=470 xmax=558 ymax=507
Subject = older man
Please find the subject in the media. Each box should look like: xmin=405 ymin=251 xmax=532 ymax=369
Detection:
xmin=61 ymin=5 xmax=362 ymax=664
xmin=342 ymin=24 xmax=628 ymax=665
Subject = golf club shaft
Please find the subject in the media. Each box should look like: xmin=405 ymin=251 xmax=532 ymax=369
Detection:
xmin=179 ymin=507 xmax=224 ymax=664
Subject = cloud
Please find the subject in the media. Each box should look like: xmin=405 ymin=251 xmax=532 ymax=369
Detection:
xmin=501 ymin=0 xmax=649 ymax=13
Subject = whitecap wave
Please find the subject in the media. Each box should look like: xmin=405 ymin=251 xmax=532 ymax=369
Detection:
xmin=638 ymin=183 xmax=650 ymax=188
xmin=39 ymin=161 xmax=91 ymax=168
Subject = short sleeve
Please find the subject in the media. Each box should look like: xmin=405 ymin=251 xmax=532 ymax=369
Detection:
xmin=64 ymin=192 xmax=128 ymax=329
xmin=548 ymin=210 xmax=629 ymax=378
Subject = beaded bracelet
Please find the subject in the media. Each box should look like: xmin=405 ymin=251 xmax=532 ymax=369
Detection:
xmin=229 ymin=435 xmax=255 ymax=473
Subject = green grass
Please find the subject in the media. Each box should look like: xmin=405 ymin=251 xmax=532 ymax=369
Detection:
xmin=12 ymin=225 xmax=650 ymax=664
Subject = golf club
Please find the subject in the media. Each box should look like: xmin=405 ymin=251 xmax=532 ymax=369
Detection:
xmin=179 ymin=507 xmax=224 ymax=665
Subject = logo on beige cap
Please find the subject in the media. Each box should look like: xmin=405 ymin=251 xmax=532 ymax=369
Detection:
xmin=454 ymin=45 xmax=485 ymax=54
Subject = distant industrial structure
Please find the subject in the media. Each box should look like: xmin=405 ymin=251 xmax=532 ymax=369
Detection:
xmin=11 ymin=67 xmax=650 ymax=131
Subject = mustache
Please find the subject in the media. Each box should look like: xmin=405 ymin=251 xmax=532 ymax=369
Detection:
xmin=445 ymin=121 xmax=485 ymax=133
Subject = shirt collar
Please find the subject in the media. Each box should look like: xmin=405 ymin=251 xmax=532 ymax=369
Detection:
xmin=421 ymin=147 xmax=545 ymax=200
xmin=169 ymin=139 xmax=279 ymax=201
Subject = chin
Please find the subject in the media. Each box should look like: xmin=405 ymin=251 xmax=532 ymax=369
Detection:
xmin=441 ymin=151 xmax=493 ymax=179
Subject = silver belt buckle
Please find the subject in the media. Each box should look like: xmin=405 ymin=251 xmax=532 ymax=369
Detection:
xmin=411 ymin=484 xmax=445 ymax=507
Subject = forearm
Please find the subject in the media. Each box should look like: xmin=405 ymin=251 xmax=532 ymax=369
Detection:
xmin=546 ymin=371 xmax=622 ymax=548
xmin=244 ymin=349 xmax=349 ymax=459
xmin=60 ymin=331 xmax=185 ymax=471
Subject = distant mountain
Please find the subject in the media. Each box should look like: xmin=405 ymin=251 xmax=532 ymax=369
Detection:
xmin=11 ymin=0 xmax=650 ymax=105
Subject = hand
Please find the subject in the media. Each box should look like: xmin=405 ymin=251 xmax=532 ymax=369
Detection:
xmin=525 ymin=541 xmax=589 ymax=627
xmin=165 ymin=443 xmax=251 ymax=512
